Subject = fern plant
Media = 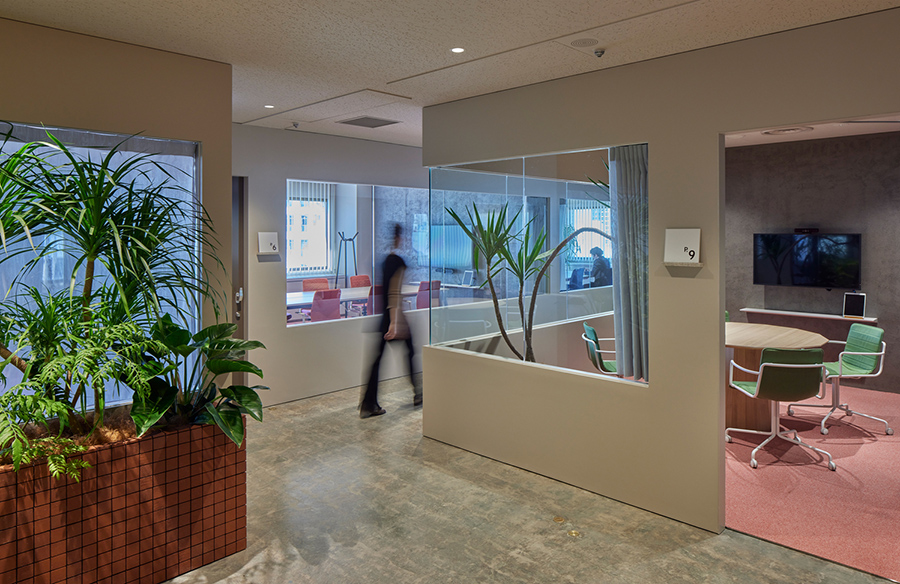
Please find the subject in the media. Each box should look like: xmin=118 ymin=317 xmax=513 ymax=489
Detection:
xmin=0 ymin=388 xmax=89 ymax=480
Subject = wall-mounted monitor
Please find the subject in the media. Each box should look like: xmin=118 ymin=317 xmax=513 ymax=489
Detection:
xmin=753 ymin=233 xmax=861 ymax=289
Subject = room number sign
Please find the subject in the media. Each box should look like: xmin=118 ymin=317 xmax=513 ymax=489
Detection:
xmin=664 ymin=228 xmax=701 ymax=264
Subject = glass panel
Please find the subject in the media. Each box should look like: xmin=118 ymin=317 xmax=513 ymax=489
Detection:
xmin=285 ymin=182 xmax=428 ymax=326
xmin=429 ymin=146 xmax=648 ymax=383
xmin=429 ymin=159 xmax=526 ymax=348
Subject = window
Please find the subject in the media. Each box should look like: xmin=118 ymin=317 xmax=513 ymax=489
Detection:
xmin=287 ymin=180 xmax=335 ymax=275
xmin=564 ymin=197 xmax=612 ymax=260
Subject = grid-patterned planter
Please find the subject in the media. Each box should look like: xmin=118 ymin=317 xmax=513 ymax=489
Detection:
xmin=0 ymin=423 xmax=247 ymax=584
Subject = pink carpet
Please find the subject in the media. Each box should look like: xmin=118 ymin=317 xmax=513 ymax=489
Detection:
xmin=725 ymin=385 xmax=900 ymax=582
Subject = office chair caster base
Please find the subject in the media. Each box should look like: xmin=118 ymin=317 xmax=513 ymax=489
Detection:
xmin=887 ymin=428 xmax=894 ymax=435
xmin=750 ymin=459 xmax=758 ymax=469
xmin=828 ymin=461 xmax=836 ymax=471
xmin=820 ymin=427 xmax=829 ymax=435
xmin=787 ymin=407 xmax=795 ymax=416
xmin=725 ymin=435 xmax=733 ymax=443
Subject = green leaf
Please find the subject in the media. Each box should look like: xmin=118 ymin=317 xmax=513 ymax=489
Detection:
xmin=205 ymin=359 xmax=263 ymax=378
xmin=193 ymin=322 xmax=238 ymax=345
xmin=208 ymin=338 xmax=266 ymax=353
xmin=130 ymin=377 xmax=178 ymax=436
xmin=219 ymin=385 xmax=264 ymax=421
xmin=202 ymin=402 xmax=245 ymax=446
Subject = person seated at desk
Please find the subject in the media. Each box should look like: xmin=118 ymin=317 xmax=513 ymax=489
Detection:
xmin=589 ymin=247 xmax=611 ymax=288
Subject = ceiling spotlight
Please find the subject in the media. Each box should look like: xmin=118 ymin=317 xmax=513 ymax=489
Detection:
xmin=264 ymin=105 xmax=275 ymax=109
xmin=593 ymin=49 xmax=605 ymax=58
xmin=451 ymin=47 xmax=465 ymax=53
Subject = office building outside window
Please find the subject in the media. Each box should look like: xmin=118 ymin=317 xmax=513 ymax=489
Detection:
xmin=287 ymin=180 xmax=335 ymax=275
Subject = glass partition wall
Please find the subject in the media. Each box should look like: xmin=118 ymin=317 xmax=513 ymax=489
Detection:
xmin=284 ymin=181 xmax=431 ymax=324
xmin=429 ymin=145 xmax=649 ymax=382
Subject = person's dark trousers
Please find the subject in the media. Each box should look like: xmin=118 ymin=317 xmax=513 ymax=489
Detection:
xmin=361 ymin=335 xmax=416 ymax=411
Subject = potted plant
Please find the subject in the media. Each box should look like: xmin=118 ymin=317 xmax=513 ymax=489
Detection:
xmin=0 ymin=124 xmax=263 ymax=584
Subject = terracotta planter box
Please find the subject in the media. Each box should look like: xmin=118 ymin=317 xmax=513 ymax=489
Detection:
xmin=0 ymin=423 xmax=247 ymax=584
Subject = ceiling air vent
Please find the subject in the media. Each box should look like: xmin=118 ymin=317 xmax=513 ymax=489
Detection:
xmin=762 ymin=126 xmax=813 ymax=136
xmin=570 ymin=38 xmax=599 ymax=48
xmin=338 ymin=116 xmax=400 ymax=129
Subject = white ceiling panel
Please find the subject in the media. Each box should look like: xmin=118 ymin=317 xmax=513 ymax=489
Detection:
xmin=1 ymin=0 xmax=899 ymax=146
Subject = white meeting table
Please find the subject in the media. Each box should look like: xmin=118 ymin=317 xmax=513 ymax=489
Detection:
xmin=286 ymin=284 xmax=420 ymax=311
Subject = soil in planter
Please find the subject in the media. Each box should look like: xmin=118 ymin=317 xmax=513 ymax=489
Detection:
xmin=0 ymin=405 xmax=140 ymax=467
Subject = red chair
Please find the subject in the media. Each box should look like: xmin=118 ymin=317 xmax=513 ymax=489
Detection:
xmin=367 ymin=284 xmax=384 ymax=316
xmin=303 ymin=289 xmax=341 ymax=322
xmin=349 ymin=275 xmax=371 ymax=288
xmin=348 ymin=275 xmax=371 ymax=316
xmin=302 ymin=278 xmax=329 ymax=292
xmin=416 ymin=280 xmax=441 ymax=309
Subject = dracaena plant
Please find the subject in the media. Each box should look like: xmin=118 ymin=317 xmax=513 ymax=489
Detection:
xmin=130 ymin=314 xmax=267 ymax=446
xmin=0 ymin=123 xmax=255 ymax=479
xmin=446 ymin=204 xmax=526 ymax=359
xmin=448 ymin=199 xmax=612 ymax=363
xmin=0 ymin=129 xmax=222 ymax=395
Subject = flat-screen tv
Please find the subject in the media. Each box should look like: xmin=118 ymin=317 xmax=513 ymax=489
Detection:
xmin=753 ymin=233 xmax=861 ymax=289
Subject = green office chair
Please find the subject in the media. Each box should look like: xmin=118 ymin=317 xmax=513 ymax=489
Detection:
xmin=787 ymin=323 xmax=892 ymax=435
xmin=726 ymin=348 xmax=835 ymax=471
xmin=582 ymin=323 xmax=617 ymax=376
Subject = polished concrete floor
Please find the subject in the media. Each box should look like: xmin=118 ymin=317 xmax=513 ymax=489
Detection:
xmin=171 ymin=378 xmax=891 ymax=584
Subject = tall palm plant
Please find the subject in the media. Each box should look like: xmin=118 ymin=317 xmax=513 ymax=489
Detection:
xmin=445 ymin=204 xmax=525 ymax=360
xmin=448 ymin=202 xmax=611 ymax=363
xmin=498 ymin=224 xmax=546 ymax=362
xmin=0 ymin=128 xmax=221 ymax=423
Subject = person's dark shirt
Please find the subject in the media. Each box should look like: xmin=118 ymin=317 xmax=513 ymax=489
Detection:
xmin=380 ymin=252 xmax=406 ymax=330
xmin=590 ymin=255 xmax=611 ymax=287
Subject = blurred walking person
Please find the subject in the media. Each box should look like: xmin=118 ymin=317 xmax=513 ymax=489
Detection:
xmin=360 ymin=223 xmax=422 ymax=418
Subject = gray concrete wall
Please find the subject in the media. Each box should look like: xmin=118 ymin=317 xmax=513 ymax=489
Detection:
xmin=725 ymin=131 xmax=900 ymax=392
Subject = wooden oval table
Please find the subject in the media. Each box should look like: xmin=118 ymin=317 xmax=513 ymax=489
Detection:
xmin=725 ymin=322 xmax=828 ymax=431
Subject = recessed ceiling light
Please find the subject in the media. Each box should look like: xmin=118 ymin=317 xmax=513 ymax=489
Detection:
xmin=264 ymin=105 xmax=275 ymax=109
xmin=451 ymin=47 xmax=465 ymax=53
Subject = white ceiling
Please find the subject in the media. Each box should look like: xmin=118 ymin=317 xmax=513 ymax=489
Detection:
xmin=2 ymin=0 xmax=899 ymax=147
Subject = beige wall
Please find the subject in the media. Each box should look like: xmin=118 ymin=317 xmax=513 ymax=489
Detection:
xmin=232 ymin=124 xmax=429 ymax=405
xmin=0 ymin=18 xmax=233 ymax=327
xmin=422 ymin=9 xmax=900 ymax=531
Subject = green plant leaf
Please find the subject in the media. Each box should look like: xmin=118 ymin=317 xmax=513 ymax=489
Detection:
xmin=219 ymin=385 xmax=264 ymax=421
xmin=193 ymin=322 xmax=238 ymax=345
xmin=130 ymin=376 xmax=179 ymax=436
xmin=202 ymin=402 xmax=245 ymax=446
xmin=205 ymin=359 xmax=263 ymax=378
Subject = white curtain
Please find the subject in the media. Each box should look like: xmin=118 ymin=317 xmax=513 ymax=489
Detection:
xmin=610 ymin=144 xmax=649 ymax=381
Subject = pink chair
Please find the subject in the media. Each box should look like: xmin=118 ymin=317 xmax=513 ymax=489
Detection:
xmin=308 ymin=289 xmax=341 ymax=322
xmin=302 ymin=278 xmax=329 ymax=292
xmin=416 ymin=280 xmax=441 ymax=309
